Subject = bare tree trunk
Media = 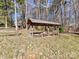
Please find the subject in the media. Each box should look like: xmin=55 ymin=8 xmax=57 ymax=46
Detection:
xmin=46 ymin=0 xmax=48 ymax=21
xmin=72 ymin=0 xmax=77 ymax=31
xmin=36 ymin=8 xmax=39 ymax=19
xmin=3 ymin=0 xmax=8 ymax=28
xmin=14 ymin=0 xmax=18 ymax=30
xmin=36 ymin=0 xmax=40 ymax=19
xmin=5 ymin=16 xmax=8 ymax=28
xmin=25 ymin=0 xmax=28 ymax=30
xmin=60 ymin=4 xmax=63 ymax=26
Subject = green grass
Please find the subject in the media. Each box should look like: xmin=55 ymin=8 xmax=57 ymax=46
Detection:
xmin=0 ymin=30 xmax=79 ymax=59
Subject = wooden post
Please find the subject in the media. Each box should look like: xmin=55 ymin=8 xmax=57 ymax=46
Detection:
xmin=56 ymin=26 xmax=59 ymax=35
xmin=31 ymin=25 xmax=34 ymax=37
xmin=58 ymin=26 xmax=60 ymax=34
xmin=47 ymin=26 xmax=49 ymax=35
xmin=52 ymin=27 xmax=54 ymax=33
xmin=45 ymin=26 xmax=47 ymax=31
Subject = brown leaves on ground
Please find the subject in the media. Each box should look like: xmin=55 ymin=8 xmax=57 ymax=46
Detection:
xmin=0 ymin=29 xmax=79 ymax=59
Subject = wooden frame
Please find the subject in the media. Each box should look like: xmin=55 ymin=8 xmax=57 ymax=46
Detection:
xmin=27 ymin=18 xmax=61 ymax=37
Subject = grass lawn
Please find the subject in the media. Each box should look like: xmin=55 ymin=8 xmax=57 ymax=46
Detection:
xmin=0 ymin=29 xmax=79 ymax=59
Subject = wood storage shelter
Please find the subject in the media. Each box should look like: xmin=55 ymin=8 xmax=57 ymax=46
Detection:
xmin=27 ymin=18 xmax=61 ymax=36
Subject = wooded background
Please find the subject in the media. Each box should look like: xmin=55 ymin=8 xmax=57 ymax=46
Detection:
xmin=0 ymin=0 xmax=79 ymax=31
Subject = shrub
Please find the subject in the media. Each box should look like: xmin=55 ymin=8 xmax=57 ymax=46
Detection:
xmin=59 ymin=26 xmax=64 ymax=33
